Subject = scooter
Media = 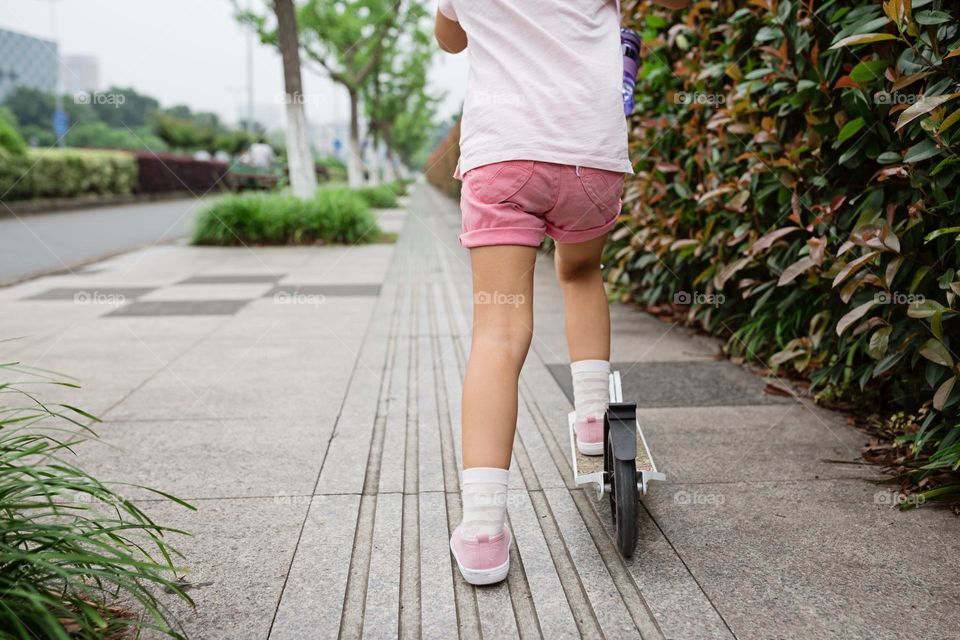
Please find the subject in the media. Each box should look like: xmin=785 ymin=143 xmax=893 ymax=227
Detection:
xmin=567 ymin=371 xmax=665 ymax=556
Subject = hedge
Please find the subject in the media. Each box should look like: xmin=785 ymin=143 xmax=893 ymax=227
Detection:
xmin=425 ymin=120 xmax=461 ymax=198
xmin=609 ymin=0 xmax=960 ymax=502
xmin=192 ymin=188 xmax=380 ymax=246
xmin=132 ymin=151 xmax=228 ymax=195
xmin=0 ymin=148 xmax=136 ymax=200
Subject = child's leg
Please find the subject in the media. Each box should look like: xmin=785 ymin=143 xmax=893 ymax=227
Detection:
xmin=461 ymin=244 xmax=538 ymax=470
xmin=555 ymin=235 xmax=611 ymax=450
xmin=555 ymin=234 xmax=610 ymax=362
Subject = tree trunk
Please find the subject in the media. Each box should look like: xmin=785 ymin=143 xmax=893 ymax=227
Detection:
xmin=274 ymin=0 xmax=316 ymax=198
xmin=347 ymin=88 xmax=364 ymax=188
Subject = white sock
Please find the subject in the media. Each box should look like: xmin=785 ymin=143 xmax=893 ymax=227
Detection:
xmin=571 ymin=359 xmax=610 ymax=421
xmin=460 ymin=467 xmax=509 ymax=539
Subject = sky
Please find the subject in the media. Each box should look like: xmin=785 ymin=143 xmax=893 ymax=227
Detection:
xmin=0 ymin=0 xmax=467 ymax=128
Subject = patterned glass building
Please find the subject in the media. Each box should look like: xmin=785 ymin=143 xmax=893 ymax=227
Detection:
xmin=0 ymin=27 xmax=58 ymax=102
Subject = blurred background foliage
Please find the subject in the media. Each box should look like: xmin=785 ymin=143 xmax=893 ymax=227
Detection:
xmin=609 ymin=0 xmax=959 ymax=504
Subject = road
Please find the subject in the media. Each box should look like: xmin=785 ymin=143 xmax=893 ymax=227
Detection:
xmin=0 ymin=198 xmax=206 ymax=285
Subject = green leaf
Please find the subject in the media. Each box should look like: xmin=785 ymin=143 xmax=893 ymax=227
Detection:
xmin=903 ymin=139 xmax=941 ymax=163
xmin=915 ymin=10 xmax=953 ymax=25
xmin=830 ymin=33 xmax=897 ymax=49
xmin=908 ymin=299 xmax=945 ymax=318
xmin=924 ymin=227 xmax=960 ymax=242
xmin=933 ymin=377 xmax=956 ymax=411
xmin=838 ymin=117 xmax=866 ymax=142
xmin=919 ymin=338 xmax=953 ymax=368
xmin=850 ymin=60 xmax=889 ymax=84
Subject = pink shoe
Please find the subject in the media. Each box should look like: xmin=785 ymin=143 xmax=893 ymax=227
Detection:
xmin=575 ymin=415 xmax=604 ymax=455
xmin=449 ymin=524 xmax=511 ymax=585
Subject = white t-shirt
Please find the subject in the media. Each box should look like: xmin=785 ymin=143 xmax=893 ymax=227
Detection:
xmin=439 ymin=0 xmax=632 ymax=175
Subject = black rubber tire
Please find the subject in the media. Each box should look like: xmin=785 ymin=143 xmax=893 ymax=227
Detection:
xmin=611 ymin=453 xmax=638 ymax=557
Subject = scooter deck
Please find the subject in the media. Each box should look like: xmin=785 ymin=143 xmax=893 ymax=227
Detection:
xmin=567 ymin=371 xmax=665 ymax=496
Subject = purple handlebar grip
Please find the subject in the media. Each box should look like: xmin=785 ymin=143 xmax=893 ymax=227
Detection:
xmin=620 ymin=28 xmax=641 ymax=116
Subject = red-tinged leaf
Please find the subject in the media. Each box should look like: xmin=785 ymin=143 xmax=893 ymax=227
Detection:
xmin=830 ymin=33 xmax=897 ymax=49
xmin=778 ymin=256 xmax=818 ymax=286
xmin=748 ymin=226 xmax=802 ymax=255
xmin=885 ymin=256 xmax=904 ymax=287
xmin=835 ymin=75 xmax=863 ymax=89
xmin=933 ymin=377 xmax=956 ymax=411
xmin=715 ymin=257 xmax=753 ymax=288
xmin=832 ymin=250 xmax=881 ymax=287
xmin=837 ymin=240 xmax=856 ymax=256
xmin=837 ymin=300 xmax=878 ymax=336
xmin=829 ymin=195 xmax=847 ymax=214
xmin=919 ymin=338 xmax=953 ymax=367
xmin=945 ymin=48 xmax=960 ymax=60
xmin=891 ymin=70 xmax=932 ymax=91
xmin=807 ymin=237 xmax=827 ymax=265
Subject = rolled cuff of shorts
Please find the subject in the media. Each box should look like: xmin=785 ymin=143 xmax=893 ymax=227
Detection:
xmin=545 ymin=211 xmax=620 ymax=244
xmin=459 ymin=226 xmax=544 ymax=248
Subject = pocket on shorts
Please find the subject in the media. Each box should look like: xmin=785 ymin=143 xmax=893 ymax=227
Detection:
xmin=465 ymin=160 xmax=535 ymax=205
xmin=578 ymin=167 xmax=625 ymax=218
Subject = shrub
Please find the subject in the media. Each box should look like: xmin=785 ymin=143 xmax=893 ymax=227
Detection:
xmin=0 ymin=359 xmax=192 ymax=638
xmin=0 ymin=148 xmax=136 ymax=200
xmin=388 ymin=179 xmax=408 ymax=197
xmin=132 ymin=151 xmax=229 ymax=195
xmin=609 ymin=0 xmax=960 ymax=501
xmin=0 ymin=107 xmax=26 ymax=156
xmin=351 ymin=184 xmax=399 ymax=208
xmin=192 ymin=188 xmax=379 ymax=246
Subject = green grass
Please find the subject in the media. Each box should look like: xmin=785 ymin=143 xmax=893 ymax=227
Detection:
xmin=192 ymin=188 xmax=381 ymax=246
xmin=0 ymin=356 xmax=193 ymax=639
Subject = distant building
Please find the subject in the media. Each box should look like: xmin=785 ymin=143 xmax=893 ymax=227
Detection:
xmin=61 ymin=54 xmax=100 ymax=95
xmin=0 ymin=27 xmax=58 ymax=102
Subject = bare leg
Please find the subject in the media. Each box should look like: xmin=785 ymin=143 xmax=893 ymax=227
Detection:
xmin=554 ymin=234 xmax=610 ymax=362
xmin=461 ymin=245 xmax=537 ymax=470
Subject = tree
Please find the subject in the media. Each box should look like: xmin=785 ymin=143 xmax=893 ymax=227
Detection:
xmin=237 ymin=0 xmax=317 ymax=197
xmin=362 ymin=7 xmax=437 ymax=178
xmin=297 ymin=0 xmax=404 ymax=187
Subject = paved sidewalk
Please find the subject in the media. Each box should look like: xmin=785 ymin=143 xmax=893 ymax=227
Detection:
xmin=1 ymin=184 xmax=958 ymax=639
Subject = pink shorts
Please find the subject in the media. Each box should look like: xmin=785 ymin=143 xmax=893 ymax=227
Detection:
xmin=458 ymin=160 xmax=624 ymax=248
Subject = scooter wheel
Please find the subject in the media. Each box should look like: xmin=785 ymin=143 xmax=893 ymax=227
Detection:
xmin=609 ymin=439 xmax=637 ymax=557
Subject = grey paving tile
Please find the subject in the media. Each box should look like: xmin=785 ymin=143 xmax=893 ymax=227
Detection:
xmin=418 ymin=491 xmax=457 ymax=640
xmin=544 ymin=488 xmax=640 ymax=638
xmin=179 ymin=274 xmax=285 ymax=284
xmin=80 ymin=416 xmax=335 ymax=500
xmin=362 ymin=493 xmax=404 ymax=639
xmin=506 ymin=489 xmax=578 ymax=639
xmin=644 ymin=480 xmax=960 ymax=640
xmin=139 ymin=283 xmax=275 ymax=301
xmin=639 ymin=404 xmax=873 ymax=484
xmin=106 ymin=299 xmax=252 ymax=317
xmin=546 ymin=360 xmax=793 ymax=409
xmin=267 ymin=283 xmax=382 ymax=298
xmin=141 ymin=498 xmax=307 ymax=640
xmin=270 ymin=494 xmax=361 ymax=639
xmin=22 ymin=286 xmax=155 ymax=301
